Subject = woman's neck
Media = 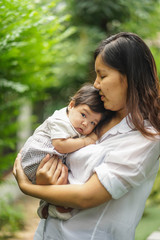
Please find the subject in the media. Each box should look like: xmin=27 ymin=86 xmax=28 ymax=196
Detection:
xmin=99 ymin=113 xmax=126 ymax=137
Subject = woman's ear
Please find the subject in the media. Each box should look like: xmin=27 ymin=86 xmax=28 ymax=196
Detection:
xmin=68 ymin=100 xmax=75 ymax=109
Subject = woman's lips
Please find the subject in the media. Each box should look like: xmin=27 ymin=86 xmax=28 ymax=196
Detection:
xmin=99 ymin=92 xmax=105 ymax=101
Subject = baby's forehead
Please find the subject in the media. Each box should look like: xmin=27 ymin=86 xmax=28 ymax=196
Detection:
xmin=89 ymin=111 xmax=103 ymax=123
xmin=75 ymin=104 xmax=102 ymax=121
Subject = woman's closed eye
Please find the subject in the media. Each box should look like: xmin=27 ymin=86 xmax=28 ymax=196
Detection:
xmin=100 ymin=75 xmax=106 ymax=79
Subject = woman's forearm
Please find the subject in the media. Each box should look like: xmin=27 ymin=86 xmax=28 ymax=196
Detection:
xmin=20 ymin=174 xmax=112 ymax=209
xmin=13 ymin=153 xmax=112 ymax=209
xmin=21 ymin=182 xmax=84 ymax=208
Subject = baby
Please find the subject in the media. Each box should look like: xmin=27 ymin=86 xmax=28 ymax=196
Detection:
xmin=21 ymin=83 xmax=110 ymax=220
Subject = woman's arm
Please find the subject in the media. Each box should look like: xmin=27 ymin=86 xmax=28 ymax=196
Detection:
xmin=13 ymin=154 xmax=112 ymax=209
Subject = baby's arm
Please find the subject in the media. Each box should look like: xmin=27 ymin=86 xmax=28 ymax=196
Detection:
xmin=52 ymin=132 xmax=98 ymax=154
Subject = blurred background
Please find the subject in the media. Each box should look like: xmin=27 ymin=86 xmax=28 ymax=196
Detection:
xmin=0 ymin=0 xmax=160 ymax=239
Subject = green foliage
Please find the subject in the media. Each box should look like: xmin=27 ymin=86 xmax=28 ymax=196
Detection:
xmin=65 ymin=0 xmax=130 ymax=30
xmin=65 ymin=0 xmax=160 ymax=37
xmin=119 ymin=0 xmax=160 ymax=39
xmin=135 ymin=205 xmax=160 ymax=240
xmin=0 ymin=0 xmax=75 ymax=93
xmin=0 ymin=0 xmax=76 ymax=178
xmin=0 ymin=198 xmax=24 ymax=234
xmin=60 ymin=0 xmax=160 ymax=94
xmin=147 ymin=167 xmax=160 ymax=205
xmin=150 ymin=46 xmax=160 ymax=77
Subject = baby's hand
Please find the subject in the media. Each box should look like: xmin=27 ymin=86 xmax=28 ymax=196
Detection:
xmin=84 ymin=132 xmax=98 ymax=146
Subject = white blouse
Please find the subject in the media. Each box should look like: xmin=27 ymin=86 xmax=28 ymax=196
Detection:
xmin=34 ymin=117 xmax=160 ymax=240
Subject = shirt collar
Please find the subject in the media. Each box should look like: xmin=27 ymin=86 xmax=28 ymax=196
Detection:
xmin=98 ymin=116 xmax=134 ymax=143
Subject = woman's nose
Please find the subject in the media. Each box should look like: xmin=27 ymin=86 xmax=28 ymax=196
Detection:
xmin=94 ymin=77 xmax=100 ymax=89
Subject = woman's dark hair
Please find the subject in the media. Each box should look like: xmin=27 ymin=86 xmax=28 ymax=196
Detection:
xmin=69 ymin=83 xmax=114 ymax=134
xmin=94 ymin=32 xmax=160 ymax=138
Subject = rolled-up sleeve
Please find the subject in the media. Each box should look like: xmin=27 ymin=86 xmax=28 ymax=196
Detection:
xmin=94 ymin=132 xmax=160 ymax=199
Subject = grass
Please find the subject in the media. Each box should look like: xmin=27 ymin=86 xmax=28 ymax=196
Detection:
xmin=135 ymin=205 xmax=160 ymax=240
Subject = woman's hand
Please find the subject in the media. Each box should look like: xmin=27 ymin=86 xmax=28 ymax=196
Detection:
xmin=36 ymin=155 xmax=68 ymax=185
xmin=13 ymin=153 xmax=31 ymax=190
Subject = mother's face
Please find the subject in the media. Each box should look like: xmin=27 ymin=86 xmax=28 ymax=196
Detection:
xmin=94 ymin=54 xmax=128 ymax=117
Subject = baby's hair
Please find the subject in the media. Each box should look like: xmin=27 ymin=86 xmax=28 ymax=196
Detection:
xmin=69 ymin=83 xmax=114 ymax=135
xmin=70 ymin=83 xmax=105 ymax=114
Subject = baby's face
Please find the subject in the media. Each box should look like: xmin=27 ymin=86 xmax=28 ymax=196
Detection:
xmin=68 ymin=102 xmax=102 ymax=135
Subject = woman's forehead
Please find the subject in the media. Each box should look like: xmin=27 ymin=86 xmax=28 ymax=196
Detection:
xmin=95 ymin=54 xmax=112 ymax=73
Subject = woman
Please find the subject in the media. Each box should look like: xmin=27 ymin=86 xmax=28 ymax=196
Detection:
xmin=13 ymin=32 xmax=160 ymax=240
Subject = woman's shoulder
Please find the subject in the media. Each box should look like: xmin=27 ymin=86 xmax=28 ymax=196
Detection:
xmin=99 ymin=116 xmax=159 ymax=147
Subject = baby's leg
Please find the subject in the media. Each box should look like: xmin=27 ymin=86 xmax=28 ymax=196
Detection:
xmin=37 ymin=200 xmax=49 ymax=219
xmin=37 ymin=201 xmax=72 ymax=220
xmin=48 ymin=205 xmax=72 ymax=220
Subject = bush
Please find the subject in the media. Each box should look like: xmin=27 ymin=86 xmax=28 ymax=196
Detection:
xmin=0 ymin=0 xmax=76 ymax=178
xmin=0 ymin=198 xmax=24 ymax=236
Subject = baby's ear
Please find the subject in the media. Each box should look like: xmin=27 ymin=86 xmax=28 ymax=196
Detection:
xmin=68 ymin=100 xmax=75 ymax=109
